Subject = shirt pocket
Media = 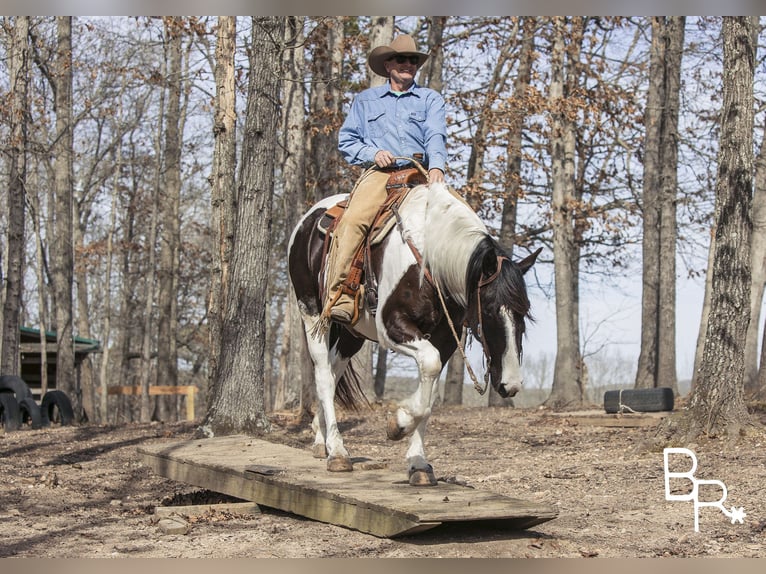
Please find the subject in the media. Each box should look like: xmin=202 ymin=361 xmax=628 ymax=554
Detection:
xmin=408 ymin=110 xmax=427 ymax=124
xmin=366 ymin=108 xmax=387 ymax=138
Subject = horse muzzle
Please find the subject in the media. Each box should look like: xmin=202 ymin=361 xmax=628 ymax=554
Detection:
xmin=498 ymin=382 xmax=521 ymax=398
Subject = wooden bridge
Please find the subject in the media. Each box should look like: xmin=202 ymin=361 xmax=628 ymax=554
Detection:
xmin=138 ymin=435 xmax=557 ymax=538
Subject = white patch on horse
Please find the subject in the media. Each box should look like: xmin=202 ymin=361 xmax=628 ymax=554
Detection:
xmin=422 ymin=182 xmax=487 ymax=306
xmin=500 ymin=307 xmax=523 ymax=396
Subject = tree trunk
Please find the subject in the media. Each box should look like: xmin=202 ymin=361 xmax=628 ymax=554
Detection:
xmin=544 ymin=17 xmax=585 ymax=410
xmin=199 ymin=16 xmax=284 ymax=436
xmin=418 ymin=17 xmax=446 ymax=93
xmin=688 ymin=16 xmax=756 ymax=438
xmin=655 ymin=17 xmax=684 ymax=395
xmin=442 ymin=332 xmax=465 ymax=406
xmin=28 ymin=170 xmax=49 ymax=397
xmin=691 ymin=227 xmax=715 ymax=391
xmin=367 ymin=17 xmax=394 ymax=88
xmin=308 ymin=17 xmax=344 ymax=201
xmin=373 ymin=344 xmax=388 ymax=401
xmin=51 ymin=16 xmax=77 ymax=415
xmin=758 ymin=311 xmax=766 ymax=398
xmin=272 ymin=17 xmax=314 ymax=416
xmin=635 ymin=17 xmax=684 ymax=394
xmin=744 ymin=112 xmax=766 ymax=395
xmin=140 ymin=48 xmax=167 ymax=422
xmin=1 ymin=17 xmax=30 ymax=376
xmin=156 ymin=18 xmax=183 ymax=419
xmin=207 ymin=16 xmax=238 ymax=414
xmin=499 ymin=17 xmax=535 ymax=250
xmin=97 ymin=75 xmax=127 ymax=424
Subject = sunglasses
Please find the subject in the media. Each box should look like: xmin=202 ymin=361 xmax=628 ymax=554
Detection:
xmin=389 ymin=55 xmax=420 ymax=65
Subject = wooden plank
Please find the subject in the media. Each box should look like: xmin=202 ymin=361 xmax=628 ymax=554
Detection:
xmin=106 ymin=385 xmax=196 ymax=421
xmin=138 ymin=436 xmax=557 ymax=538
xmin=545 ymin=409 xmax=672 ymax=427
xmin=107 ymin=385 xmax=197 ymax=396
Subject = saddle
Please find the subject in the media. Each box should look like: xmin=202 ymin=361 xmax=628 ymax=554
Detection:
xmin=318 ymin=167 xmax=427 ymax=316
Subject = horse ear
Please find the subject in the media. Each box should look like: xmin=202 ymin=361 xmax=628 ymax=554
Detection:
xmin=482 ymin=252 xmax=499 ymax=277
xmin=517 ymin=247 xmax=542 ymax=275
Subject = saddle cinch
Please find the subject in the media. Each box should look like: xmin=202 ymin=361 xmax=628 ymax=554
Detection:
xmin=318 ymin=166 xmax=428 ymax=317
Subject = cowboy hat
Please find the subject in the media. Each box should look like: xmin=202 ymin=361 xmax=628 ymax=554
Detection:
xmin=368 ymin=34 xmax=429 ymax=78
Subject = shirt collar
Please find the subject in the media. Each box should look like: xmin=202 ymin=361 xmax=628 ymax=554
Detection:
xmin=377 ymin=81 xmax=420 ymax=98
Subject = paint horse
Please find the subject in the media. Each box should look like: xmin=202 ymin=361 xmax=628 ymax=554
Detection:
xmin=288 ymin=181 xmax=539 ymax=486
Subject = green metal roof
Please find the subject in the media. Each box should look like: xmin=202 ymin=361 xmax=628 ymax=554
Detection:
xmin=20 ymin=326 xmax=101 ymax=353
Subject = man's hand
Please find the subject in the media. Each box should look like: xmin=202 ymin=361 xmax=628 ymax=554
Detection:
xmin=428 ymin=168 xmax=445 ymax=184
xmin=374 ymin=150 xmax=395 ymax=168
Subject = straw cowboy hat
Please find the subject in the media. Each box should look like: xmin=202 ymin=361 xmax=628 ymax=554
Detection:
xmin=368 ymin=34 xmax=430 ymax=78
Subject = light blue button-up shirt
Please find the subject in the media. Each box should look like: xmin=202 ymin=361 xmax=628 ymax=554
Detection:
xmin=338 ymin=82 xmax=447 ymax=172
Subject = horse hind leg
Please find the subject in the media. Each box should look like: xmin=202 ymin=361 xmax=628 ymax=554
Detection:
xmin=303 ymin=318 xmax=354 ymax=472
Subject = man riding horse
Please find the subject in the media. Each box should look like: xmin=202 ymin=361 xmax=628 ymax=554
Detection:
xmin=321 ymin=34 xmax=448 ymax=326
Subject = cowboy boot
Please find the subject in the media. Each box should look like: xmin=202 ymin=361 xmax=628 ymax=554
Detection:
xmin=324 ymin=230 xmax=364 ymax=324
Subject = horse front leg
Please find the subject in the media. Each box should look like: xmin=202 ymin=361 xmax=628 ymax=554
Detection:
xmin=385 ymin=339 xmax=441 ymax=486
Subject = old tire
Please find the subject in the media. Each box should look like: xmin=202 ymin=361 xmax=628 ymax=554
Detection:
xmin=0 ymin=375 xmax=33 ymax=400
xmin=604 ymin=387 xmax=674 ymax=414
xmin=41 ymin=390 xmax=75 ymax=426
xmin=19 ymin=397 xmax=44 ymax=430
xmin=0 ymin=392 xmax=22 ymax=431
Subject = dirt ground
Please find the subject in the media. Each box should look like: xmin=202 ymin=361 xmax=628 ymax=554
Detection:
xmin=1 ymin=400 xmax=765 ymax=559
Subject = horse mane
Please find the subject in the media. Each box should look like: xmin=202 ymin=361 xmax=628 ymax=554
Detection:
xmin=465 ymin=236 xmax=532 ymax=320
xmin=421 ymin=183 xmax=488 ymax=307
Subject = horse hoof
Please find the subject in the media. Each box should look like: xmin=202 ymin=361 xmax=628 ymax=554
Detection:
xmin=327 ymin=456 xmax=353 ymax=472
xmin=312 ymin=444 xmax=328 ymax=459
xmin=408 ymin=465 xmax=437 ymax=487
xmin=386 ymin=415 xmax=406 ymax=441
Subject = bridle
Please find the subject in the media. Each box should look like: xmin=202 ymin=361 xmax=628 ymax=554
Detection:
xmin=474 ymin=255 xmax=509 ymax=347
xmin=471 ymin=255 xmax=510 ymax=392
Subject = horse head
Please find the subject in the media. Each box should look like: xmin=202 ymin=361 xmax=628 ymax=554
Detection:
xmin=465 ymin=242 xmax=541 ymax=398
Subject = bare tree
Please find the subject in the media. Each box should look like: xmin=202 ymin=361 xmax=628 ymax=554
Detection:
xmin=744 ymin=114 xmax=766 ymax=396
xmin=417 ymin=16 xmax=446 ymax=94
xmin=544 ymin=17 xmax=586 ymax=410
xmin=139 ymin=43 xmax=167 ymax=422
xmin=200 ymin=16 xmax=284 ymax=436
xmin=156 ymin=18 xmax=184 ymax=420
xmin=685 ymin=16 xmax=757 ymax=438
xmin=634 ymin=17 xmax=685 ymax=394
xmin=271 ymin=17 xmax=315 ymax=417
xmin=207 ymin=16 xmax=237 ymax=412
xmin=367 ymin=16 xmax=394 ymax=88
xmin=1 ymin=17 xmax=30 ymax=376
xmin=51 ymin=16 xmax=77 ymax=413
xmin=307 ymin=17 xmax=344 ymax=201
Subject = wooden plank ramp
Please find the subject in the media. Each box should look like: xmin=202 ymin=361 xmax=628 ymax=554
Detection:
xmin=138 ymin=435 xmax=557 ymax=538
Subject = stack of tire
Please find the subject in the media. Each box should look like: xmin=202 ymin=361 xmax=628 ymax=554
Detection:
xmin=0 ymin=375 xmax=74 ymax=431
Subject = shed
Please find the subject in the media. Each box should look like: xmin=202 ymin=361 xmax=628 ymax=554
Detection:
xmin=18 ymin=326 xmax=101 ymax=399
